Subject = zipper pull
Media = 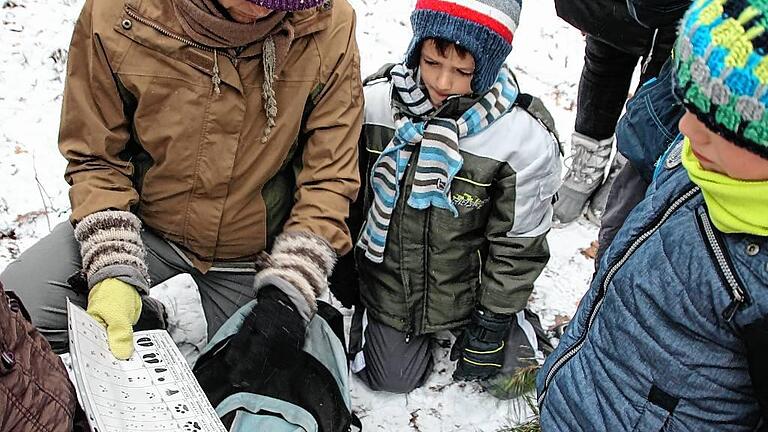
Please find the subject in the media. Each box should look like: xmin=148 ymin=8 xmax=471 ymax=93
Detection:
xmin=211 ymin=50 xmax=221 ymax=97
xmin=404 ymin=332 xmax=412 ymax=344
xmin=722 ymin=298 xmax=743 ymax=322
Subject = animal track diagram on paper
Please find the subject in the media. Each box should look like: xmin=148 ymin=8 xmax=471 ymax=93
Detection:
xmin=66 ymin=300 xmax=226 ymax=432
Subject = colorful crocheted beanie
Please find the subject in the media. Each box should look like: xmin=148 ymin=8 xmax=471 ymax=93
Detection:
xmin=246 ymin=0 xmax=326 ymax=11
xmin=405 ymin=0 xmax=522 ymax=93
xmin=674 ymin=0 xmax=768 ymax=159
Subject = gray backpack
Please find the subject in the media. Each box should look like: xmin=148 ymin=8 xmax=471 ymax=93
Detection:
xmin=194 ymin=301 xmax=361 ymax=432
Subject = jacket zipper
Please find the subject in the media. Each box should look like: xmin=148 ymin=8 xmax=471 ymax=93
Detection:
xmin=538 ymin=186 xmax=700 ymax=407
xmin=124 ymin=7 xmax=236 ymax=92
xmin=477 ymin=250 xmax=483 ymax=285
xmin=695 ymin=209 xmax=749 ymax=321
xmin=417 ymin=206 xmax=432 ymax=341
xmin=400 ymin=161 xmax=415 ymax=343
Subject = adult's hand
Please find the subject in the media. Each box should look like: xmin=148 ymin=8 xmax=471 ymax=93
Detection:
xmin=87 ymin=278 xmax=142 ymax=360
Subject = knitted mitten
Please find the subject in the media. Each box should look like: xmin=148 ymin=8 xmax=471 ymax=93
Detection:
xmin=74 ymin=210 xmax=150 ymax=292
xmin=253 ymin=231 xmax=337 ymax=321
xmin=87 ymin=278 xmax=142 ymax=360
xmin=75 ymin=210 xmax=150 ymax=359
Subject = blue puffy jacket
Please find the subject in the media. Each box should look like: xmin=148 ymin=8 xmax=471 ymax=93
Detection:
xmin=537 ymin=141 xmax=768 ymax=430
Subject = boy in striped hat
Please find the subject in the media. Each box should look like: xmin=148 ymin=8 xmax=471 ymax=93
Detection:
xmin=340 ymin=0 xmax=563 ymax=396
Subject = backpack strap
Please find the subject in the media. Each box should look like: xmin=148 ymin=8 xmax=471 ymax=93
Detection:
xmin=363 ymin=63 xmax=397 ymax=86
xmin=515 ymin=93 xmax=563 ymax=156
xmin=350 ymin=413 xmax=363 ymax=431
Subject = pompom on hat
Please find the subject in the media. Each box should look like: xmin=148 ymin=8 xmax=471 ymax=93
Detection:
xmin=405 ymin=0 xmax=522 ymax=93
xmin=674 ymin=0 xmax=768 ymax=159
xmin=246 ymin=0 xmax=327 ymax=11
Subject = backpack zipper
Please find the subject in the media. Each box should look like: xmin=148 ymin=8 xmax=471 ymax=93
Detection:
xmin=538 ymin=186 xmax=700 ymax=407
xmin=695 ymin=209 xmax=749 ymax=321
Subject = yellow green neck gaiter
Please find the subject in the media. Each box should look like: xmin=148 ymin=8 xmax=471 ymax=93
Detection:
xmin=681 ymin=137 xmax=768 ymax=236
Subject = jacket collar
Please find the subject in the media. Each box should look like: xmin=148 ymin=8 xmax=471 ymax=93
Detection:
xmin=122 ymin=0 xmax=331 ymax=50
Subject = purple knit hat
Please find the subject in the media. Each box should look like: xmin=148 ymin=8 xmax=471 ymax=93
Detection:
xmin=246 ymin=0 xmax=327 ymax=11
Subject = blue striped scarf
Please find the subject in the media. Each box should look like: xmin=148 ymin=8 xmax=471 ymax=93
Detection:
xmin=358 ymin=63 xmax=519 ymax=263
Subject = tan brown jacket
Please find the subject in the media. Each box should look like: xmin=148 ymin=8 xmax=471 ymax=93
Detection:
xmin=59 ymin=0 xmax=362 ymax=271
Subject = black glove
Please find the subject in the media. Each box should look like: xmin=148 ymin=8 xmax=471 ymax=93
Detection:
xmin=451 ymin=307 xmax=513 ymax=381
xmin=134 ymin=296 xmax=168 ymax=331
xmin=228 ymin=285 xmax=307 ymax=381
xmin=328 ymin=252 xmax=361 ymax=309
xmin=194 ymin=285 xmax=308 ymax=406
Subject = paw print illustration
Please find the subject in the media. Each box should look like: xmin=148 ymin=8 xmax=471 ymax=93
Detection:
xmin=174 ymin=404 xmax=189 ymax=414
xmin=154 ymin=367 xmax=168 ymax=382
xmin=142 ymin=352 xmax=161 ymax=364
xmin=183 ymin=421 xmax=201 ymax=431
xmin=136 ymin=336 xmax=154 ymax=347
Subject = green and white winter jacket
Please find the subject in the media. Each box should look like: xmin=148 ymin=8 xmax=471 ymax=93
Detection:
xmin=347 ymin=67 xmax=562 ymax=337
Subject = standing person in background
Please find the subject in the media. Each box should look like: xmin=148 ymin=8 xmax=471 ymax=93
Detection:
xmin=0 ymin=0 xmax=362 ymax=363
xmin=539 ymin=0 xmax=768 ymax=427
xmin=337 ymin=0 xmax=561 ymax=398
xmin=595 ymin=0 xmax=692 ymax=263
xmin=553 ymin=0 xmax=678 ymax=226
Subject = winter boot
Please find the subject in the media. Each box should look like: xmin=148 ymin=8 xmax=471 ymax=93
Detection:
xmin=553 ymin=132 xmax=614 ymax=225
xmin=586 ymin=152 xmax=627 ymax=227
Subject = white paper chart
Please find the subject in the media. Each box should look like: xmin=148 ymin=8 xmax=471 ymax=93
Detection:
xmin=67 ymin=300 xmax=227 ymax=432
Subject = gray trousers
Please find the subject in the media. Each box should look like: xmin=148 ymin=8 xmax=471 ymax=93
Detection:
xmin=0 ymin=222 xmax=261 ymax=353
xmin=596 ymin=162 xmax=650 ymax=265
xmin=349 ymin=307 xmax=552 ymax=395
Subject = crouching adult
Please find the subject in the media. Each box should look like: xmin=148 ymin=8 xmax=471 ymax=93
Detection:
xmin=0 ymin=0 xmax=362 ymax=362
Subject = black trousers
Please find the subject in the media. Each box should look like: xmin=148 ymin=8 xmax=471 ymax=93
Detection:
xmin=576 ymin=31 xmax=676 ymax=140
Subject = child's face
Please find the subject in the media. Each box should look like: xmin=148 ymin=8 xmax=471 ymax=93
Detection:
xmin=679 ymin=111 xmax=768 ymax=181
xmin=418 ymin=40 xmax=475 ymax=107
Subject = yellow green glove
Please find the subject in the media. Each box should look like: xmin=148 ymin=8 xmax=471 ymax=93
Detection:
xmin=87 ymin=278 xmax=142 ymax=360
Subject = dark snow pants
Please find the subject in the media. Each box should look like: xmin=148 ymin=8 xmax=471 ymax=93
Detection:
xmin=0 ymin=222 xmax=262 ymax=353
xmin=576 ymin=32 xmax=675 ymax=140
xmin=349 ymin=307 xmax=551 ymax=395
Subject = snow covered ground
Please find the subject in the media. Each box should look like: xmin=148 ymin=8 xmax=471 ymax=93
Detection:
xmin=0 ymin=0 xmax=603 ymax=429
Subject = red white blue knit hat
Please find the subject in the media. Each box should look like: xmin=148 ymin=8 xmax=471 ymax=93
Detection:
xmin=405 ymin=0 xmax=521 ymax=93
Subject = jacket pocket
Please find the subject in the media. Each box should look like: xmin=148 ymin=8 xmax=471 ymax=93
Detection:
xmin=616 ymin=59 xmax=684 ymax=183
xmin=538 ymin=172 xmax=560 ymax=202
xmin=631 ymin=385 xmax=678 ymax=432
